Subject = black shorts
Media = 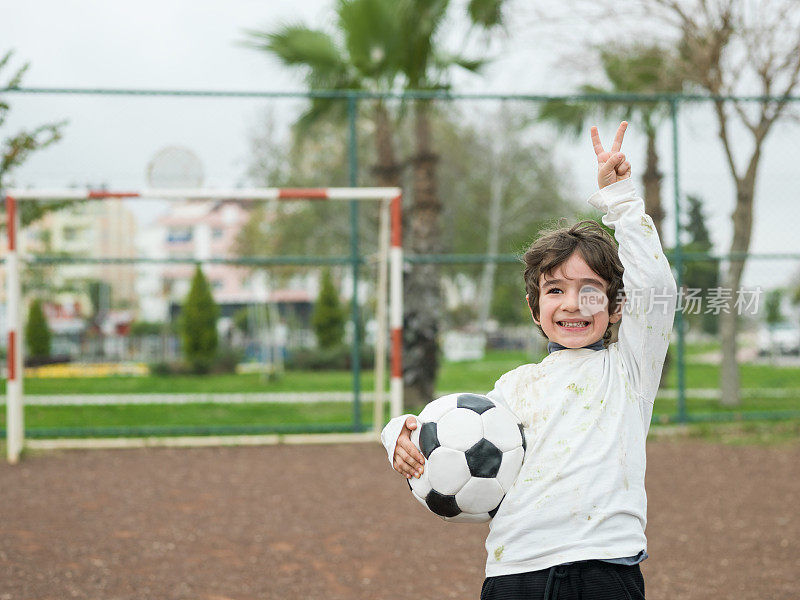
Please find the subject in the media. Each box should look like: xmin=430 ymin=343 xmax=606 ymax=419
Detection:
xmin=481 ymin=560 xmax=645 ymax=600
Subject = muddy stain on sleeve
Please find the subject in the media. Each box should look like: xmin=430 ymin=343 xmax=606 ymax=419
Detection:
xmin=624 ymin=378 xmax=635 ymax=403
xmin=566 ymin=382 xmax=588 ymax=396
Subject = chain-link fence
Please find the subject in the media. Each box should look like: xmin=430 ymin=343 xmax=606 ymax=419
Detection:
xmin=2 ymin=88 xmax=800 ymax=442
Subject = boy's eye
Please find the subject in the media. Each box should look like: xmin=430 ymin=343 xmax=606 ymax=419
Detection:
xmin=546 ymin=288 xmax=562 ymax=294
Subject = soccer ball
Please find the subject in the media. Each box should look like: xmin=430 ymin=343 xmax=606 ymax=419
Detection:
xmin=407 ymin=393 xmax=527 ymax=523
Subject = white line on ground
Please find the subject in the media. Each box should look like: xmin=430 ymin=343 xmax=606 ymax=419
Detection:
xmin=0 ymin=392 xmax=377 ymax=406
xmin=25 ymin=431 xmax=380 ymax=451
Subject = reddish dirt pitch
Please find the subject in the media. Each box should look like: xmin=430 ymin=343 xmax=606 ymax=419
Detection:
xmin=1 ymin=439 xmax=798 ymax=600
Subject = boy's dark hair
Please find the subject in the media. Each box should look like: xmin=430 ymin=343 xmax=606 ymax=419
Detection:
xmin=523 ymin=219 xmax=625 ymax=344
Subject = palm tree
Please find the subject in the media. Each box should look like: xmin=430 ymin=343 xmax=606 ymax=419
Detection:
xmin=538 ymin=43 xmax=685 ymax=236
xmin=245 ymin=0 xmax=405 ymax=189
xmin=247 ymin=0 xmax=507 ymax=409
xmin=394 ymin=0 xmax=513 ymax=407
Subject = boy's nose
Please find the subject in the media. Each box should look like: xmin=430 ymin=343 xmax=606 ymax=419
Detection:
xmin=560 ymin=291 xmax=580 ymax=311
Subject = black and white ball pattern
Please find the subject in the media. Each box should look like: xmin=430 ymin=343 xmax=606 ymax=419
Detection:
xmin=407 ymin=393 xmax=527 ymax=523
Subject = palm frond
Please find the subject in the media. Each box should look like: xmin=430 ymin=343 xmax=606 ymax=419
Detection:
xmin=400 ymin=0 xmax=450 ymax=87
xmin=245 ymin=25 xmax=348 ymax=79
xmin=294 ymin=97 xmax=351 ymax=134
xmin=337 ymin=0 xmax=403 ymax=83
xmin=537 ymin=100 xmax=593 ymax=137
xmin=467 ymin=0 xmax=505 ymax=28
xmin=438 ymin=52 xmax=486 ymax=74
xmin=599 ymin=43 xmax=686 ymax=99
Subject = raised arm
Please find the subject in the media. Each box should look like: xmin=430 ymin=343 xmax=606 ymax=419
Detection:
xmin=588 ymin=123 xmax=678 ymax=404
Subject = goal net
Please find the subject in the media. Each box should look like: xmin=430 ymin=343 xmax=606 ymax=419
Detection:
xmin=2 ymin=187 xmax=403 ymax=463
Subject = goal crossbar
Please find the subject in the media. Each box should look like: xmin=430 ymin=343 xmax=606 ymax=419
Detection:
xmin=5 ymin=187 xmax=400 ymax=201
xmin=2 ymin=187 xmax=404 ymax=464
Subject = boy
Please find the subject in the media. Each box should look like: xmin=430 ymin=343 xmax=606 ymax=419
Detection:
xmin=381 ymin=122 xmax=677 ymax=599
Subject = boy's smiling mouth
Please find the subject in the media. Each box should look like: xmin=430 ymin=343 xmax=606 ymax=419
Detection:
xmin=557 ymin=320 xmax=590 ymax=329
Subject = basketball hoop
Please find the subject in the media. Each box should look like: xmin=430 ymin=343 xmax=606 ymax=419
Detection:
xmin=146 ymin=146 xmax=205 ymax=189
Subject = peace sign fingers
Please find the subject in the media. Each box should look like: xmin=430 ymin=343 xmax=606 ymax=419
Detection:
xmin=591 ymin=121 xmax=631 ymax=189
xmin=610 ymin=121 xmax=628 ymax=153
xmin=590 ymin=126 xmax=606 ymax=162
xmin=591 ymin=121 xmax=628 ymax=160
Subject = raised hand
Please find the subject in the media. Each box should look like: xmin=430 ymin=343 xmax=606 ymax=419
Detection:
xmin=591 ymin=121 xmax=631 ymax=189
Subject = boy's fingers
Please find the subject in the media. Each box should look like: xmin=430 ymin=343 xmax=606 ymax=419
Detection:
xmin=590 ymin=126 xmax=604 ymax=157
xmin=611 ymin=121 xmax=628 ymax=152
xmin=393 ymin=458 xmax=414 ymax=478
xmin=395 ymin=446 xmax=423 ymax=477
xmin=394 ymin=416 xmax=426 ymax=478
xmin=393 ymin=451 xmax=412 ymax=476
xmin=399 ymin=438 xmax=425 ymax=465
xmin=397 ymin=441 xmax=421 ymax=464
xmin=400 ymin=441 xmax=425 ymax=468
xmin=599 ymin=153 xmax=623 ymax=178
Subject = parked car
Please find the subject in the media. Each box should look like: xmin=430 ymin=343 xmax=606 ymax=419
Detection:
xmin=757 ymin=323 xmax=800 ymax=356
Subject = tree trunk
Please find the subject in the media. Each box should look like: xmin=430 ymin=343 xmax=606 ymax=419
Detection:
xmin=403 ymin=100 xmax=442 ymax=409
xmin=719 ymin=179 xmax=756 ymax=407
xmin=372 ymin=101 xmax=401 ymax=188
xmin=642 ymin=132 xmax=664 ymax=236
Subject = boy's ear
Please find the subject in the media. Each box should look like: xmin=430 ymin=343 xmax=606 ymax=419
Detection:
xmin=608 ymin=296 xmax=625 ymax=324
xmin=526 ymin=294 xmax=540 ymax=325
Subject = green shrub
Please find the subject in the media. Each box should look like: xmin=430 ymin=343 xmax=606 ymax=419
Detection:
xmin=130 ymin=320 xmax=167 ymax=336
xmin=25 ymin=299 xmax=51 ymax=359
xmin=149 ymin=349 xmax=242 ymax=377
xmin=180 ymin=265 xmax=220 ymax=374
xmin=312 ymin=268 xmax=346 ymax=350
xmin=212 ymin=348 xmax=244 ymax=374
xmin=285 ymin=345 xmax=375 ymax=371
xmin=148 ymin=361 xmax=173 ymax=376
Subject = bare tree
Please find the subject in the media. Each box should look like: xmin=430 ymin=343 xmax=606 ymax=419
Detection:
xmin=471 ymin=106 xmax=569 ymax=332
xmin=636 ymin=0 xmax=800 ymax=406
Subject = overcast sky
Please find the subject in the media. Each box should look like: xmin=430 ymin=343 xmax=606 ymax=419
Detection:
xmin=2 ymin=0 xmax=799 ymax=292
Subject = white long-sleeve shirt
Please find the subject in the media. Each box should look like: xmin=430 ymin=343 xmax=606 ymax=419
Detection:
xmin=381 ymin=178 xmax=677 ymax=577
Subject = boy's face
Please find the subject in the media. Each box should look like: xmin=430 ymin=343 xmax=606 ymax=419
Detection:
xmin=530 ymin=250 xmax=621 ymax=348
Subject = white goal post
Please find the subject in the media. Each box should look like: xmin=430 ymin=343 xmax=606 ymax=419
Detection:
xmin=2 ymin=187 xmax=404 ymax=464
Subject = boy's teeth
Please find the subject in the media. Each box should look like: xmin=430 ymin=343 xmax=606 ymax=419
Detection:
xmin=560 ymin=321 xmax=589 ymax=328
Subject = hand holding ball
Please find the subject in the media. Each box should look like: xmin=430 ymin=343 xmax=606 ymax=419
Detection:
xmin=406 ymin=393 xmax=527 ymax=523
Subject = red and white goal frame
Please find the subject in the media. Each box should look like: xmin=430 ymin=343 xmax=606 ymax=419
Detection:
xmin=3 ymin=187 xmax=404 ymax=463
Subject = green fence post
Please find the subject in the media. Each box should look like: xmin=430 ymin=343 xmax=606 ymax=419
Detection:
xmin=671 ymin=97 xmax=687 ymax=424
xmin=347 ymin=93 xmax=363 ymax=432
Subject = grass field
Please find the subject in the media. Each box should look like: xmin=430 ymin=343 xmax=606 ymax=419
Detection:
xmin=2 ymin=347 xmax=800 ymax=437
xmin=8 ymin=346 xmax=800 ymax=394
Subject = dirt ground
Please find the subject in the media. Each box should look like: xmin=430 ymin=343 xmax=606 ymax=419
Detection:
xmin=1 ymin=439 xmax=798 ymax=600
